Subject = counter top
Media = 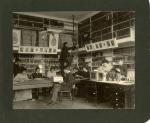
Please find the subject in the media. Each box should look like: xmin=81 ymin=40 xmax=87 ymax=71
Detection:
xmin=89 ymin=80 xmax=135 ymax=86
xmin=13 ymin=79 xmax=53 ymax=90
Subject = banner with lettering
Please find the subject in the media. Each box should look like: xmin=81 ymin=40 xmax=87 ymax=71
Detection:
xmin=18 ymin=46 xmax=57 ymax=54
xmin=85 ymin=39 xmax=118 ymax=52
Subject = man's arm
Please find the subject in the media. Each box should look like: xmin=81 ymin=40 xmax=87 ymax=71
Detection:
xmin=67 ymin=45 xmax=76 ymax=50
xmin=13 ymin=74 xmax=20 ymax=83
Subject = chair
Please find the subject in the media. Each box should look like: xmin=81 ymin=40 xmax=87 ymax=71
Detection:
xmin=58 ymin=85 xmax=73 ymax=101
xmin=58 ymin=73 xmax=74 ymax=101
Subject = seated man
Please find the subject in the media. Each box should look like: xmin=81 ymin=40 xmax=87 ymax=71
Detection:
xmin=47 ymin=72 xmax=63 ymax=105
xmin=13 ymin=67 xmax=29 ymax=83
xmin=62 ymin=67 xmax=75 ymax=91
xmin=47 ymin=67 xmax=56 ymax=78
xmin=13 ymin=67 xmax=31 ymax=101
xmin=31 ymin=66 xmax=43 ymax=100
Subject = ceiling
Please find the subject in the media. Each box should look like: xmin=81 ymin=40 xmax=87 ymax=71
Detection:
xmin=16 ymin=11 xmax=99 ymax=22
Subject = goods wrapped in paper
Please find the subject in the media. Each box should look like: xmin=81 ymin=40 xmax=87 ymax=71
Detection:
xmin=53 ymin=76 xmax=64 ymax=83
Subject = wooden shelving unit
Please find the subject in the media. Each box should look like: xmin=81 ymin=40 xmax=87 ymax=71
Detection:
xmin=12 ymin=13 xmax=77 ymax=75
xmin=17 ymin=54 xmax=59 ymax=75
xmin=78 ymin=11 xmax=135 ymax=71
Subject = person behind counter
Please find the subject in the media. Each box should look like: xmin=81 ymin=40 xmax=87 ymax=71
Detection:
xmin=106 ymin=62 xmax=126 ymax=81
xmin=13 ymin=58 xmax=23 ymax=77
xmin=82 ymin=67 xmax=90 ymax=78
xmin=47 ymin=66 xmax=57 ymax=78
xmin=75 ymin=66 xmax=90 ymax=79
xmin=31 ymin=66 xmax=43 ymax=100
xmin=13 ymin=67 xmax=29 ymax=83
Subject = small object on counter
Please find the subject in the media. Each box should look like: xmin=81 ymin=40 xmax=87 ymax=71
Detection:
xmin=53 ymin=76 xmax=64 ymax=84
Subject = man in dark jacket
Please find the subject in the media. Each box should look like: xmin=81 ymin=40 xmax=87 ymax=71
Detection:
xmin=31 ymin=67 xmax=43 ymax=100
xmin=32 ymin=67 xmax=43 ymax=79
xmin=59 ymin=42 xmax=76 ymax=77
xmin=13 ymin=58 xmax=23 ymax=77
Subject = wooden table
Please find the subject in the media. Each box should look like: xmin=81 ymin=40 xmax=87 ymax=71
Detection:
xmin=13 ymin=79 xmax=54 ymax=101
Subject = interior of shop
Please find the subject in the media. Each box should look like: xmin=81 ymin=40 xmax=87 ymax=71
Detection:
xmin=12 ymin=11 xmax=135 ymax=109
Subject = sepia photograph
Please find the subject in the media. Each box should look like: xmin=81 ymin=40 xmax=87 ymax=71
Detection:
xmin=12 ymin=11 xmax=135 ymax=109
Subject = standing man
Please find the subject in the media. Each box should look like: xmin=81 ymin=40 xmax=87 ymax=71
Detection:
xmin=59 ymin=42 xmax=76 ymax=77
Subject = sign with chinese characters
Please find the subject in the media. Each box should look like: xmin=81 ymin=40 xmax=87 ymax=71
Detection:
xmin=85 ymin=39 xmax=118 ymax=52
xmin=19 ymin=46 xmax=57 ymax=54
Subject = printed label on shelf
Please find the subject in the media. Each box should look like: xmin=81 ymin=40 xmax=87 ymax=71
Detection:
xmin=18 ymin=46 xmax=58 ymax=54
xmin=85 ymin=39 xmax=118 ymax=52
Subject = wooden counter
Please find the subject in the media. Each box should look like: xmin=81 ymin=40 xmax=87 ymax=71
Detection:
xmin=75 ymin=79 xmax=135 ymax=109
xmin=13 ymin=79 xmax=54 ymax=101
xmin=13 ymin=79 xmax=53 ymax=90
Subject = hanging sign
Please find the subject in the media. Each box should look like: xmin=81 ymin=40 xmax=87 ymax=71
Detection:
xmin=18 ymin=46 xmax=57 ymax=54
xmin=49 ymin=33 xmax=59 ymax=49
xmin=85 ymin=39 xmax=118 ymax=52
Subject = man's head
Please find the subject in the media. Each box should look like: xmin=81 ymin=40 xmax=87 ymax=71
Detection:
xmin=50 ymin=67 xmax=55 ymax=72
xmin=35 ymin=67 xmax=40 ymax=73
xmin=63 ymin=42 xmax=68 ymax=47
xmin=21 ymin=67 xmax=27 ymax=75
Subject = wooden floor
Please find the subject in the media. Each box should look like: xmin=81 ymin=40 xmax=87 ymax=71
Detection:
xmin=13 ymin=96 xmax=113 ymax=109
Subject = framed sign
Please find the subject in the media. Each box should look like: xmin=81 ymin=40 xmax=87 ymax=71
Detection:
xmin=13 ymin=29 xmax=21 ymax=46
xmin=49 ymin=33 xmax=59 ymax=49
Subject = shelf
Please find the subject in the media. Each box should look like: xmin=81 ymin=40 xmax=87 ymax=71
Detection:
xmin=14 ymin=25 xmax=44 ymax=30
xmin=78 ymin=12 xmax=135 ymax=49
xmin=14 ymin=19 xmax=44 ymax=24
xmin=19 ymin=57 xmax=58 ymax=60
xmin=91 ymin=12 xmax=111 ymax=22
xmin=78 ymin=24 xmax=90 ymax=30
